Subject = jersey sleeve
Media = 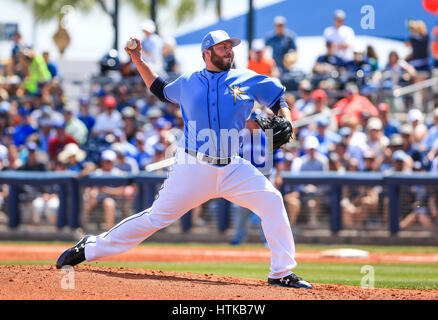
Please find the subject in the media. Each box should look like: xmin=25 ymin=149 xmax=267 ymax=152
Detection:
xmin=163 ymin=74 xmax=185 ymax=104
xmin=245 ymin=72 xmax=286 ymax=108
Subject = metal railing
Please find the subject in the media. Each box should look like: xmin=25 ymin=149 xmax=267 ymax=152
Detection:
xmin=1 ymin=171 xmax=437 ymax=234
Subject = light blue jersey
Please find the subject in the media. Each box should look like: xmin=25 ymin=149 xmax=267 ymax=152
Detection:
xmin=163 ymin=68 xmax=285 ymax=158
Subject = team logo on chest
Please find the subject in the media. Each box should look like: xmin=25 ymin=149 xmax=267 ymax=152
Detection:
xmin=227 ymin=85 xmax=247 ymax=104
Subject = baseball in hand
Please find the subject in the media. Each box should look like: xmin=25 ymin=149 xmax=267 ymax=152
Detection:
xmin=126 ymin=39 xmax=137 ymax=50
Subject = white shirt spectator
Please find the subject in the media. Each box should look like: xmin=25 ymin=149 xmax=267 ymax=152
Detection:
xmin=323 ymin=25 xmax=355 ymax=61
xmin=92 ymin=110 xmax=123 ymax=136
xmin=141 ymin=33 xmax=164 ymax=74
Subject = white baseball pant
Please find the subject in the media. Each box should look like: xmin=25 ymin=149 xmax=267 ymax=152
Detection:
xmin=84 ymin=148 xmax=296 ymax=279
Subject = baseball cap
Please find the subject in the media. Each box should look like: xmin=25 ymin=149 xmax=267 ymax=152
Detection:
xmin=53 ymin=118 xmax=66 ymax=128
xmin=401 ymin=123 xmax=413 ymax=135
xmin=311 ymin=89 xmax=327 ymax=100
xmin=155 ymin=117 xmax=171 ymax=129
xmin=407 ymin=109 xmax=423 ymax=123
xmin=303 ymin=136 xmax=319 ymax=150
xmin=363 ymin=149 xmax=375 ymax=159
xmin=79 ymin=95 xmax=89 ymax=105
xmin=367 ymin=117 xmax=383 ymax=131
xmin=201 ymin=30 xmax=241 ymax=53
xmin=122 ymin=106 xmax=136 ymax=118
xmin=103 ymin=95 xmax=117 ymax=108
xmin=274 ymin=16 xmax=287 ymax=25
xmin=26 ymin=141 xmax=38 ymax=151
xmin=251 ymin=39 xmax=265 ymax=52
xmin=334 ymin=9 xmax=346 ymax=20
xmin=141 ymin=19 xmax=156 ymax=33
xmin=393 ymin=150 xmax=407 ymax=162
xmin=378 ymin=102 xmax=390 ymax=112
xmin=101 ymin=149 xmax=117 ymax=162
xmin=389 ymin=133 xmax=403 ymax=147
xmin=316 ymin=116 xmax=329 ymax=127
xmin=339 ymin=127 xmax=352 ymax=137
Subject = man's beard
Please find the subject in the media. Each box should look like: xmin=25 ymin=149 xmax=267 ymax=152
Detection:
xmin=210 ymin=48 xmax=233 ymax=71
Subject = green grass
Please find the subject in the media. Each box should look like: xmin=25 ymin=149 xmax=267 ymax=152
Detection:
xmin=2 ymin=241 xmax=438 ymax=253
xmin=2 ymin=259 xmax=437 ymax=290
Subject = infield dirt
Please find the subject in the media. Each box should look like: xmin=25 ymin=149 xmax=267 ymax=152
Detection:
xmin=0 ymin=245 xmax=437 ymax=300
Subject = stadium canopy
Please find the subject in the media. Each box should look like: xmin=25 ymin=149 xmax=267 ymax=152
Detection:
xmin=175 ymin=0 xmax=438 ymax=46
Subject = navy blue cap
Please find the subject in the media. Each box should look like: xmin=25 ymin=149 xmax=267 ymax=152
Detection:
xmin=201 ymin=30 xmax=240 ymax=53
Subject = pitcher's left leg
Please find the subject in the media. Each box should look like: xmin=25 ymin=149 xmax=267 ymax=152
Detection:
xmin=218 ymin=160 xmax=296 ymax=279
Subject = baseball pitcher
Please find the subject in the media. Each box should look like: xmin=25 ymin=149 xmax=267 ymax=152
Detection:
xmin=56 ymin=30 xmax=312 ymax=289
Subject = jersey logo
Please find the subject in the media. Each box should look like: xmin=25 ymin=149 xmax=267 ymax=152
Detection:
xmin=227 ymin=85 xmax=247 ymax=104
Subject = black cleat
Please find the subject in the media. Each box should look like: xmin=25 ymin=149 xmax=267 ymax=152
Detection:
xmin=268 ymin=272 xmax=313 ymax=289
xmin=56 ymin=235 xmax=91 ymax=269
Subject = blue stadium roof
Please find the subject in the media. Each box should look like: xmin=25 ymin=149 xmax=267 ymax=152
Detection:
xmin=175 ymin=0 xmax=438 ymax=46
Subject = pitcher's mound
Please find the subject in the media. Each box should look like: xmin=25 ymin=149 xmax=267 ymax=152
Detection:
xmin=0 ymin=265 xmax=437 ymax=300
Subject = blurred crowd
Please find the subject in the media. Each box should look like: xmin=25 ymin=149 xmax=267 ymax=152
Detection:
xmin=0 ymin=12 xmax=437 ymax=232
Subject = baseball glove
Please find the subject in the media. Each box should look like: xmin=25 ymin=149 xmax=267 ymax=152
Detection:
xmin=255 ymin=115 xmax=293 ymax=150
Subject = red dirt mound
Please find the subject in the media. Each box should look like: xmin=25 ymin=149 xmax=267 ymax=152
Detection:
xmin=1 ymin=265 xmax=437 ymax=300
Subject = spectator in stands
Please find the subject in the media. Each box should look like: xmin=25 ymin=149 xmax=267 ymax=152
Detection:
xmin=312 ymin=41 xmax=344 ymax=81
xmin=247 ymin=39 xmax=279 ymax=78
xmin=284 ymin=136 xmax=328 ymax=226
xmin=145 ymin=117 xmax=176 ymax=159
xmin=407 ymin=109 xmax=428 ymax=152
xmin=323 ymin=9 xmax=355 ymax=61
xmin=365 ymin=117 xmax=389 ymax=159
xmin=111 ymin=142 xmax=139 ymax=175
xmin=294 ymin=80 xmax=314 ymax=113
xmin=37 ymin=115 xmax=55 ymax=153
xmin=13 ymin=107 xmax=36 ymax=147
xmin=20 ymin=48 xmax=52 ymax=96
xmin=57 ymin=143 xmax=86 ymax=172
xmin=141 ymin=19 xmax=164 ymax=74
xmin=16 ymin=142 xmax=59 ymax=227
xmin=377 ymin=102 xmax=400 ymax=138
xmin=328 ymin=151 xmax=345 ymax=172
xmin=48 ymin=119 xmax=78 ymax=162
xmin=400 ymin=162 xmax=436 ymax=229
xmin=405 ymin=20 xmax=430 ymax=73
xmin=92 ymin=95 xmax=123 ymax=138
xmin=265 ymin=16 xmax=298 ymax=74
xmin=63 ymin=103 xmax=88 ymax=146
xmin=312 ymin=116 xmax=341 ymax=157
xmin=366 ymin=45 xmax=379 ymax=72
xmin=400 ymin=123 xmax=424 ymax=167
xmin=341 ymin=41 xmax=373 ymax=88
xmin=133 ymin=131 xmax=153 ymax=170
xmin=42 ymin=51 xmax=58 ymax=79
xmin=9 ymin=31 xmax=27 ymax=76
xmin=115 ymin=84 xmax=136 ymax=112
xmin=379 ymin=51 xmax=416 ymax=89
xmin=162 ymin=36 xmax=179 ymax=80
xmin=332 ymin=82 xmax=378 ymax=127
xmin=341 ymin=156 xmax=380 ymax=228
xmin=83 ymin=149 xmax=126 ymax=229
xmin=121 ymin=106 xmax=139 ymax=142
xmin=77 ymin=96 xmax=95 ymax=139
